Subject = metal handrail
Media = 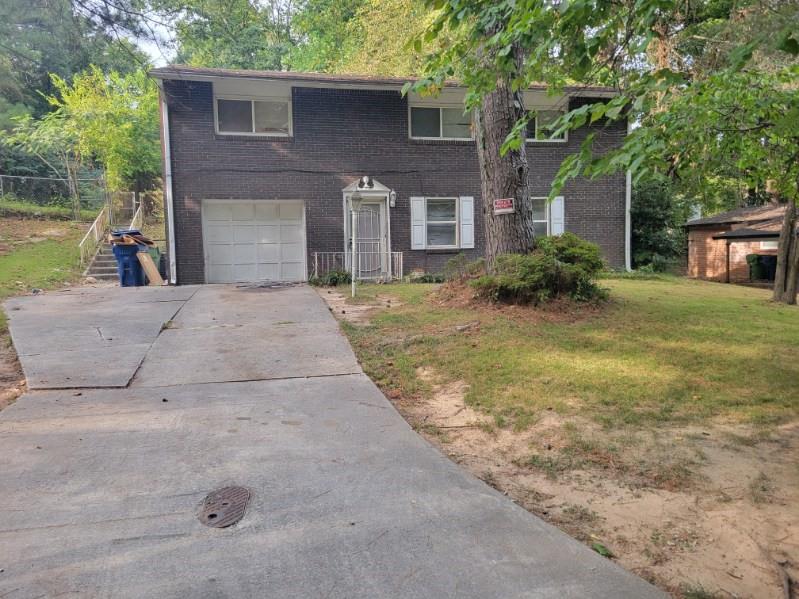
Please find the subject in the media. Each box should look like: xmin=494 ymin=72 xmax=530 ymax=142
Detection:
xmin=78 ymin=205 xmax=108 ymax=267
xmin=129 ymin=204 xmax=143 ymax=231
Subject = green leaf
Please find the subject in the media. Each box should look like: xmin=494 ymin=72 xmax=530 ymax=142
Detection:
xmin=777 ymin=32 xmax=799 ymax=55
xmin=591 ymin=542 xmax=614 ymax=558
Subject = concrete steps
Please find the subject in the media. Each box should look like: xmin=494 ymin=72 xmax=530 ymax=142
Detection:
xmin=84 ymin=246 xmax=119 ymax=281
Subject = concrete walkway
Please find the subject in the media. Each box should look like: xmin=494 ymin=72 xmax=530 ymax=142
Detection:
xmin=0 ymin=284 xmax=664 ymax=598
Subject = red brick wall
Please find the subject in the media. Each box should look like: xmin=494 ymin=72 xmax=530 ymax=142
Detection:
xmin=688 ymin=226 xmax=778 ymax=282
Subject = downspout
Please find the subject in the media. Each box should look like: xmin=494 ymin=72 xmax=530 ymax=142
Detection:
xmin=625 ymin=120 xmax=633 ymax=272
xmin=157 ymin=83 xmax=178 ymax=284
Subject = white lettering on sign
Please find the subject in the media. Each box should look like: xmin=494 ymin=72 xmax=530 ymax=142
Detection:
xmin=493 ymin=198 xmax=515 ymax=215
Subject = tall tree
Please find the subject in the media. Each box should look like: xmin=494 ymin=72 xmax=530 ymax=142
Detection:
xmin=414 ymin=0 xmax=799 ymax=301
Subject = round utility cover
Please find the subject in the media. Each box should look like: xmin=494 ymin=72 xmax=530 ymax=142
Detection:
xmin=199 ymin=486 xmax=250 ymax=528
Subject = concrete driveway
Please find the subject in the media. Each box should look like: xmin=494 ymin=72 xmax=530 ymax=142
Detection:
xmin=0 ymin=284 xmax=664 ymax=598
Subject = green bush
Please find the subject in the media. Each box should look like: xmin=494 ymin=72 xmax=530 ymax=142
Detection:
xmin=309 ymin=269 xmax=351 ymax=287
xmin=443 ymin=253 xmax=486 ymax=281
xmin=471 ymin=233 xmax=607 ymax=304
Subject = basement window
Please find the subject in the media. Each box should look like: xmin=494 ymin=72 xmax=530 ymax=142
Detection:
xmin=216 ymin=98 xmax=291 ymax=136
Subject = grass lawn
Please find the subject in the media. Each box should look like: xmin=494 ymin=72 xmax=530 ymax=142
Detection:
xmin=334 ymin=276 xmax=799 ymax=597
xmin=0 ymin=218 xmax=86 ymax=332
xmin=344 ymin=276 xmax=798 ymax=430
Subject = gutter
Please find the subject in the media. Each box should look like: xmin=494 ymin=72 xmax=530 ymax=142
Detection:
xmin=157 ymin=82 xmax=178 ymax=284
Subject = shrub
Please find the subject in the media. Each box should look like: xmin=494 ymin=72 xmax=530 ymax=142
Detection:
xmin=443 ymin=253 xmax=486 ymax=281
xmin=308 ymin=269 xmax=351 ymax=287
xmin=471 ymin=233 xmax=607 ymax=304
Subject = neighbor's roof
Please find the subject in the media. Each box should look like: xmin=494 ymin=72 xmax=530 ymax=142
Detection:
xmin=149 ymin=64 xmax=618 ymax=96
xmin=712 ymin=215 xmax=796 ymax=240
xmin=686 ymin=203 xmax=787 ymax=227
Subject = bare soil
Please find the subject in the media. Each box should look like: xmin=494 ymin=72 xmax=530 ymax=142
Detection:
xmin=404 ymin=371 xmax=799 ymax=598
xmin=326 ymin=288 xmax=799 ymax=599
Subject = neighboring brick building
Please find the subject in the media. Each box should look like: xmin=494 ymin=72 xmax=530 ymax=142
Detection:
xmin=686 ymin=204 xmax=786 ymax=283
xmin=151 ymin=65 xmax=630 ymax=285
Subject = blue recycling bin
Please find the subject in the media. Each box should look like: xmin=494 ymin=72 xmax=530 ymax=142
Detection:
xmin=112 ymin=243 xmax=146 ymax=287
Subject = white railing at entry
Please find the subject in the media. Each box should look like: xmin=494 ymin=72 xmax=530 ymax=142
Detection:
xmin=312 ymin=251 xmax=403 ymax=282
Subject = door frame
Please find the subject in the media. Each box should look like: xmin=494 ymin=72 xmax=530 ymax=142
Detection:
xmin=201 ymin=199 xmax=308 ymax=283
xmin=341 ymin=190 xmax=392 ymax=280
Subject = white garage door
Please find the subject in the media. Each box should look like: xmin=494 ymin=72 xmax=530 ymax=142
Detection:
xmin=202 ymin=200 xmax=307 ymax=283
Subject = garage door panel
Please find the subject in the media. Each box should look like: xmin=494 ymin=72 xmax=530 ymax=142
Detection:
xmin=280 ymin=224 xmax=303 ymax=243
xmin=279 ymin=202 xmax=303 ymax=221
xmin=205 ymin=203 xmax=232 ymax=221
xmin=281 ymin=242 xmax=304 ymax=262
xmin=207 ymin=244 xmax=233 ymax=265
xmin=256 ymin=225 xmax=280 ymax=244
xmin=255 ymin=203 xmax=279 ymax=221
xmin=232 ymin=264 xmax=257 ymax=281
xmin=281 ymin=262 xmax=304 ymax=281
xmin=232 ymin=203 xmax=255 ymax=221
xmin=257 ymin=263 xmax=280 ymax=280
xmin=208 ymin=264 xmax=233 ymax=283
xmin=232 ymin=243 xmax=257 ymax=263
xmin=233 ymin=225 xmax=257 ymax=243
xmin=206 ymin=224 xmax=232 ymax=243
xmin=257 ymin=244 xmax=280 ymax=262
xmin=204 ymin=200 xmax=306 ymax=283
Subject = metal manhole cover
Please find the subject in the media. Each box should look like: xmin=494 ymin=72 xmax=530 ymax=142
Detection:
xmin=199 ymin=486 xmax=251 ymax=528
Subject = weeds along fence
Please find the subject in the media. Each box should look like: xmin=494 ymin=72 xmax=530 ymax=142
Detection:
xmin=0 ymin=173 xmax=108 ymax=217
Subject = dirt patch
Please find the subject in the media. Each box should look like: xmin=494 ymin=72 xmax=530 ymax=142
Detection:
xmin=0 ymin=219 xmax=81 ymax=256
xmin=315 ymin=287 xmax=402 ymax=325
xmin=0 ymin=333 xmax=25 ymax=411
xmin=395 ymin=369 xmax=799 ymax=598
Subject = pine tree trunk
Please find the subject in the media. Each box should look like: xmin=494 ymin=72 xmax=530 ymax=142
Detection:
xmin=773 ymin=201 xmax=796 ymax=302
xmin=474 ymin=77 xmax=533 ymax=270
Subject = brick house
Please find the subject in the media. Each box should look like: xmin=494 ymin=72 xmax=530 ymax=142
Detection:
xmin=686 ymin=204 xmax=787 ymax=283
xmin=150 ymin=65 xmax=631 ymax=285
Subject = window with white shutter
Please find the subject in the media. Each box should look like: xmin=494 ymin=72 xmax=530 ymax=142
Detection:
xmin=410 ymin=196 xmax=476 ymax=250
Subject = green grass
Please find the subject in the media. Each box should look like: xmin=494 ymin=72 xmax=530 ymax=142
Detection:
xmin=0 ymin=220 xmax=85 ymax=337
xmin=0 ymin=197 xmax=96 ymax=221
xmin=343 ymin=277 xmax=799 ymax=429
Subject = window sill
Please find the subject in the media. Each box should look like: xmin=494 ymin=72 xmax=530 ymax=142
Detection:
xmin=213 ymin=134 xmax=294 ymax=143
xmin=409 ymin=138 xmax=475 ymax=146
xmin=423 ymin=248 xmax=463 ymax=254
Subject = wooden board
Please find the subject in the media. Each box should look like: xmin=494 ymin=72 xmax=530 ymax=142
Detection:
xmin=137 ymin=252 xmax=165 ymax=286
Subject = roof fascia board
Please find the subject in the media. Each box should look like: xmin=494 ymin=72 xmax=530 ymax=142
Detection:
xmin=151 ymin=71 xmax=617 ymax=98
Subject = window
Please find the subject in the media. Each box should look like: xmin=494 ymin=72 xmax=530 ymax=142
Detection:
xmin=410 ymin=106 xmax=472 ymax=139
xmin=761 ymin=240 xmax=779 ymax=250
xmin=411 ymin=196 xmax=474 ymax=250
xmin=532 ymin=197 xmax=549 ymax=237
xmin=216 ymin=98 xmax=291 ymax=136
xmin=426 ymin=198 xmax=458 ymax=247
xmin=526 ymin=109 xmax=567 ymax=142
xmin=531 ymin=196 xmax=566 ymax=236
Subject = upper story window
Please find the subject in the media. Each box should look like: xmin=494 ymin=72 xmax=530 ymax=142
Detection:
xmin=410 ymin=106 xmax=472 ymax=140
xmin=527 ymin=109 xmax=567 ymax=142
xmin=215 ymin=97 xmax=292 ymax=136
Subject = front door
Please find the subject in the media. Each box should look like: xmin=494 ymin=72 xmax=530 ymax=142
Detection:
xmin=347 ymin=199 xmax=389 ymax=280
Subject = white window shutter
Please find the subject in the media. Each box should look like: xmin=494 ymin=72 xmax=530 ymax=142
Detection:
xmin=550 ymin=196 xmax=565 ymax=235
xmin=410 ymin=196 xmax=426 ymax=249
xmin=459 ymin=196 xmax=475 ymax=248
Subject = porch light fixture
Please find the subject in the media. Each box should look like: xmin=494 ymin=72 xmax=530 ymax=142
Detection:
xmin=389 ymin=190 xmax=397 ymax=208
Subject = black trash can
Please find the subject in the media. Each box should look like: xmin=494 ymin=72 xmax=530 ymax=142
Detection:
xmin=112 ymin=243 xmax=146 ymax=287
